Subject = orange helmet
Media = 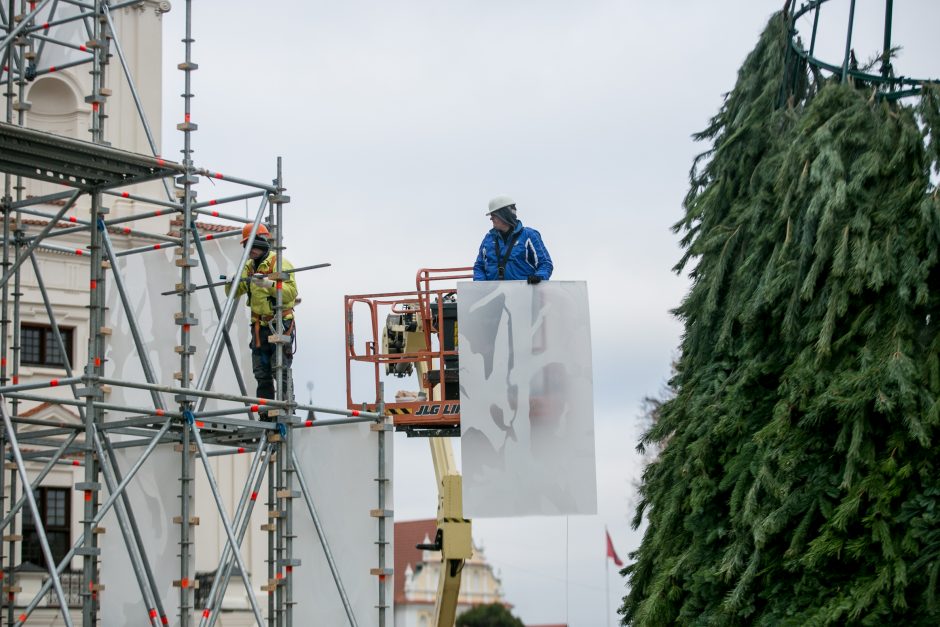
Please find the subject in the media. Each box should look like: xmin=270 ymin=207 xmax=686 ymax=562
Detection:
xmin=240 ymin=223 xmax=270 ymax=245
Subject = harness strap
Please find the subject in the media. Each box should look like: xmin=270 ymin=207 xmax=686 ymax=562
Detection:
xmin=252 ymin=317 xmax=296 ymax=349
xmin=494 ymin=230 xmax=522 ymax=280
xmin=251 ymin=253 xmax=278 ymax=275
xmin=251 ymin=308 xmax=294 ymax=323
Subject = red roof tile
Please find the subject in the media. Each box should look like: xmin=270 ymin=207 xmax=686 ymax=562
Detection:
xmin=168 ymin=218 xmax=239 ymax=234
xmin=18 ymin=401 xmax=53 ymax=418
xmin=18 ymin=401 xmax=80 ymax=422
xmin=394 ymin=519 xmax=437 ymax=605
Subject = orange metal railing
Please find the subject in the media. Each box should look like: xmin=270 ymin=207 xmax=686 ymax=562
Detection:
xmin=344 ymin=267 xmax=472 ymax=428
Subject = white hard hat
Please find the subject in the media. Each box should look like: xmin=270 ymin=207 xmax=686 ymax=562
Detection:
xmin=486 ymin=195 xmax=516 ymax=216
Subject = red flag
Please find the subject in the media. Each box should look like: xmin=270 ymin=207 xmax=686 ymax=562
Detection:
xmin=606 ymin=529 xmax=623 ymax=567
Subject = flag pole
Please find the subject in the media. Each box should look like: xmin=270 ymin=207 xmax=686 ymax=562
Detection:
xmin=565 ymin=516 xmax=570 ymax=626
xmin=606 ymin=526 xmax=611 ymax=627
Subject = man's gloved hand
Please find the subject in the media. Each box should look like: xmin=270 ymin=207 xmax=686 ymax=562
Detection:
xmin=251 ymin=276 xmax=275 ymax=289
xmin=527 ymin=275 xmax=542 ymax=285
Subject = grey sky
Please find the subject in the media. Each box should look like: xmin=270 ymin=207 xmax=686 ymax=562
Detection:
xmin=159 ymin=2 xmax=939 ymax=624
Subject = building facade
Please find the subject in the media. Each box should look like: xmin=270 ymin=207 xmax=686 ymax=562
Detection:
xmin=1 ymin=3 xmax=271 ymax=624
xmin=394 ymin=519 xmax=507 ymax=627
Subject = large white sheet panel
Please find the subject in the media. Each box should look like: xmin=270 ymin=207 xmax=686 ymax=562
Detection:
xmin=100 ymin=238 xmax=389 ymax=624
xmin=101 ymin=240 xmax=251 ymax=625
xmin=35 ymin=5 xmax=88 ymax=68
xmin=458 ymin=281 xmax=597 ymax=518
xmin=293 ymin=424 xmax=393 ymax=626
xmin=99 ymin=445 xmax=180 ymax=625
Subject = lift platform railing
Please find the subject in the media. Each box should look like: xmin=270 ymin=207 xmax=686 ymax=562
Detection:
xmin=344 ymin=267 xmax=472 ymax=430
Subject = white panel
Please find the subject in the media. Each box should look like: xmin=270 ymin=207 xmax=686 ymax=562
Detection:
xmin=103 ymin=241 xmax=252 ymax=414
xmin=293 ymin=422 xmax=393 ymax=626
xmin=458 ymin=281 xmax=597 ymax=517
xmin=36 ymin=5 xmax=88 ymax=68
xmin=100 ymin=239 xmax=252 ymax=625
xmin=99 ymin=444 xmax=179 ymax=625
xmin=100 ymin=247 xmax=181 ymax=626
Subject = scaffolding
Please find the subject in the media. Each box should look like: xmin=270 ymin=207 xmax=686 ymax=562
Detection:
xmin=784 ymin=0 xmax=939 ymax=101
xmin=0 ymin=1 xmax=390 ymax=625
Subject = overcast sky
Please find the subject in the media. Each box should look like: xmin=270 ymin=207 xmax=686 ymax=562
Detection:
xmin=158 ymin=2 xmax=940 ymax=625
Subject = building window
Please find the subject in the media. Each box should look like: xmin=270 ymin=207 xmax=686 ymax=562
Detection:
xmin=22 ymin=487 xmax=71 ymax=567
xmin=21 ymin=324 xmax=73 ymax=368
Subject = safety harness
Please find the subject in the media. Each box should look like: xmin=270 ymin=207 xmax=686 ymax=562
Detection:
xmin=494 ymin=230 xmax=522 ymax=280
xmin=247 ymin=253 xmax=297 ymax=355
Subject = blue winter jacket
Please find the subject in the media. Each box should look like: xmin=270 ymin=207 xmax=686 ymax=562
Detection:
xmin=473 ymin=220 xmax=553 ymax=281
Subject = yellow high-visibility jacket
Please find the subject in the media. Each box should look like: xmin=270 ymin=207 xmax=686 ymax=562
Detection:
xmin=226 ymin=253 xmax=297 ymax=321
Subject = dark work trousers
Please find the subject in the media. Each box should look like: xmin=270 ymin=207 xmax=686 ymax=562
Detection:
xmin=250 ymin=320 xmax=295 ymax=403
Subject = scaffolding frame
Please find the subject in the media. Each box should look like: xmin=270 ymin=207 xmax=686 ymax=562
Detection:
xmin=784 ymin=0 xmax=939 ymax=102
xmin=0 ymin=2 xmax=390 ymax=626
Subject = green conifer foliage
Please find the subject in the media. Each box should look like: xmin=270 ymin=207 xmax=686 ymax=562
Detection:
xmin=622 ymin=10 xmax=940 ymax=626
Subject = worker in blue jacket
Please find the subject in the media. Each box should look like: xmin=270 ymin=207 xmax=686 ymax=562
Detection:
xmin=473 ymin=196 xmax=553 ymax=283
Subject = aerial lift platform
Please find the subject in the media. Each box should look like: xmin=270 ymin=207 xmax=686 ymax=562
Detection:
xmin=345 ymin=267 xmax=473 ymax=626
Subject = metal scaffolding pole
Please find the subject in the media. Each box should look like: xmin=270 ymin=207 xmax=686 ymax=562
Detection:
xmin=10 ymin=190 xmax=77 ymax=208
xmin=75 ymin=232 xmax=175 ymax=627
xmin=98 ymin=429 xmax=173 ymax=624
xmin=100 ymin=190 xmax=180 ymax=212
xmin=186 ymin=412 xmax=264 ymax=625
xmin=0 ymin=190 xmax=82 ymax=287
xmin=192 ymin=190 xmax=264 ymax=215
xmin=4 ymin=377 xmax=379 ymax=420
xmin=177 ymin=0 xmax=197 ymax=619
xmin=375 ymin=386 xmax=389 ymax=627
xmin=23 ymin=217 xmax=180 ymax=245
xmin=0 ymin=398 xmax=73 ymax=626
xmin=77 ymin=2 xmax=107 ymax=621
xmin=102 ymin=2 xmax=175 ymax=203
xmin=89 ymin=0 xmax=108 ymax=145
xmin=274 ymin=429 xmax=284 ymax=627
xmin=101 ymin=229 xmax=168 ymax=410
xmin=201 ymin=437 xmax=270 ymax=627
xmin=114 ymin=227 xmax=237 ymax=257
xmin=193 ymin=195 xmax=268 ymax=396
xmin=80 ymin=194 xmax=105 ymax=626
xmin=188 ymin=220 xmax=249 ymax=409
xmin=1 ymin=3 xmax=14 ymax=616
xmin=31 ymin=0 xmax=64 ymax=66
xmin=0 ymin=432 xmax=77 ymax=533
xmin=90 ymin=430 xmax=162 ymax=627
xmin=0 ymin=0 xmax=54 ymax=51
xmin=271 ymin=157 xmax=294 ymax=627
xmin=10 ymin=33 xmax=29 ymax=578
xmin=266 ymin=429 xmax=276 ymax=626
xmin=14 ymin=418 xmax=174 ymax=626
xmin=9 ymin=18 xmax=30 ymax=605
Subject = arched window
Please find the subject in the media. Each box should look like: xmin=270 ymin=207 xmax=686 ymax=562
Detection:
xmin=26 ymin=76 xmax=83 ymax=138
xmin=22 ymin=76 xmax=88 ymax=198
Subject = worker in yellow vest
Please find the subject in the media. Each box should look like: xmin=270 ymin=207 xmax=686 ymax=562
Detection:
xmin=227 ymin=224 xmax=298 ymax=411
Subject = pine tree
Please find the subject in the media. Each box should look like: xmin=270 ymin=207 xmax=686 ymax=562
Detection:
xmin=455 ymin=603 xmax=525 ymax=627
xmin=621 ymin=10 xmax=940 ymax=626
